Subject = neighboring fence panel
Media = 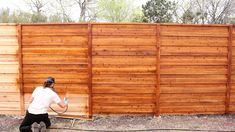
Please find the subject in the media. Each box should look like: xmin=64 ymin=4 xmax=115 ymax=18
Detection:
xmin=92 ymin=24 xmax=157 ymax=114
xmin=160 ymin=25 xmax=229 ymax=114
xmin=0 ymin=24 xmax=21 ymax=114
xmin=21 ymin=24 xmax=89 ymax=116
xmin=230 ymin=26 xmax=235 ymax=113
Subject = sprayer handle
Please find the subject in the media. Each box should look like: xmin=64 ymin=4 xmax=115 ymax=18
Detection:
xmin=64 ymin=97 xmax=68 ymax=105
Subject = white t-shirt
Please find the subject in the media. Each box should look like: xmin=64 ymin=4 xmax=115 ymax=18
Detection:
xmin=28 ymin=86 xmax=61 ymax=114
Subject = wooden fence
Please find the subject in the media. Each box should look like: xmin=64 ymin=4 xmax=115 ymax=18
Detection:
xmin=0 ymin=23 xmax=234 ymax=117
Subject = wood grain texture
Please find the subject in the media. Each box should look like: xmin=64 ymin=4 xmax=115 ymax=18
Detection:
xmin=0 ymin=25 xmax=21 ymax=115
xmin=1 ymin=23 xmax=234 ymax=116
xmin=160 ymin=25 xmax=229 ymax=115
xmin=21 ymin=24 xmax=89 ymax=116
xmin=230 ymin=25 xmax=235 ymax=113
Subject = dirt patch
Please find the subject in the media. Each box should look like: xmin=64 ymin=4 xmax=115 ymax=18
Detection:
xmin=1 ymin=114 xmax=235 ymax=131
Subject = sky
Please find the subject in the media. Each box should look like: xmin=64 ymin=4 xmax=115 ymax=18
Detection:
xmin=0 ymin=0 xmax=28 ymax=10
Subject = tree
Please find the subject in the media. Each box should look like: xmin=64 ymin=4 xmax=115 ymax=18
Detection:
xmin=181 ymin=9 xmax=195 ymax=24
xmin=0 ymin=8 xmax=33 ymax=23
xmin=97 ymin=0 xmax=136 ymax=22
xmin=180 ymin=0 xmax=235 ymax=24
xmin=0 ymin=8 xmax=11 ymax=23
xmin=23 ymin=0 xmax=49 ymax=22
xmin=142 ymin=0 xmax=176 ymax=23
xmin=50 ymin=0 xmax=74 ymax=22
xmin=131 ymin=8 xmax=145 ymax=22
xmin=48 ymin=13 xmax=64 ymax=22
xmin=11 ymin=10 xmax=32 ymax=23
xmin=73 ymin=0 xmax=96 ymax=22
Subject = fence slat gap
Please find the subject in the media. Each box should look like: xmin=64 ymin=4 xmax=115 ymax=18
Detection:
xmin=18 ymin=24 xmax=25 ymax=114
xmin=225 ymin=25 xmax=233 ymax=114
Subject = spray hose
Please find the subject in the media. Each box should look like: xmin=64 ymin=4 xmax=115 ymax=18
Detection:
xmin=49 ymin=97 xmax=68 ymax=115
xmin=49 ymin=97 xmax=93 ymax=120
xmin=49 ymin=105 xmax=68 ymax=115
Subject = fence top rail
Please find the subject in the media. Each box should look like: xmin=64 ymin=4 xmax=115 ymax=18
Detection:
xmin=0 ymin=22 xmax=233 ymax=27
xmin=0 ymin=23 xmax=17 ymax=26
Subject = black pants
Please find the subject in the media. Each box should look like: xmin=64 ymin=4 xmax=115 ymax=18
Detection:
xmin=19 ymin=111 xmax=51 ymax=132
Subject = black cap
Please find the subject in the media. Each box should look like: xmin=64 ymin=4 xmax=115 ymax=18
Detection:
xmin=46 ymin=77 xmax=55 ymax=83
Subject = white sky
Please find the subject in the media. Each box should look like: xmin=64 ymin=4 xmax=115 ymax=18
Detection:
xmin=0 ymin=0 xmax=28 ymax=10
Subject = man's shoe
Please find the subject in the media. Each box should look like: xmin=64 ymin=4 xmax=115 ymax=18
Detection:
xmin=31 ymin=122 xmax=40 ymax=132
xmin=39 ymin=121 xmax=47 ymax=132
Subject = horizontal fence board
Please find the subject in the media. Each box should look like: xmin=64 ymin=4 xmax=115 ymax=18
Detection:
xmin=161 ymin=84 xmax=226 ymax=94
xmin=22 ymin=36 xmax=87 ymax=46
xmin=0 ymin=83 xmax=19 ymax=92
xmin=93 ymin=67 xmax=156 ymax=74
xmin=160 ymin=93 xmax=225 ymax=103
xmin=161 ymin=47 xmax=227 ymax=55
xmin=161 ymin=56 xmax=227 ymax=66
xmin=0 ymin=65 xmax=19 ymax=74
xmin=161 ymin=36 xmax=228 ymax=47
xmin=0 ymin=74 xmax=18 ymax=83
xmin=0 ymin=54 xmax=18 ymax=65
xmin=93 ymin=104 xmax=155 ymax=114
xmin=22 ymin=25 xmax=88 ymax=36
xmin=0 ymin=45 xmax=18 ymax=54
xmin=93 ymin=85 xmax=155 ymax=94
xmin=0 ymin=25 xmax=17 ymax=36
xmin=92 ymin=24 xmax=156 ymax=36
xmin=161 ymin=25 xmax=228 ymax=37
xmin=93 ymin=56 xmax=156 ymax=65
xmin=93 ymin=36 xmax=156 ymax=46
xmin=0 ymin=36 xmax=18 ymax=45
xmin=0 ymin=93 xmax=20 ymax=102
xmin=160 ymin=105 xmax=225 ymax=114
xmin=161 ymin=66 xmax=227 ymax=74
xmin=22 ymin=48 xmax=87 ymax=55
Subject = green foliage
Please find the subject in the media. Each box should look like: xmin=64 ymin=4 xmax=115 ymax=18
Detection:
xmin=182 ymin=9 xmax=195 ymax=24
xmin=48 ymin=13 xmax=63 ymax=22
xmin=11 ymin=11 xmax=32 ymax=23
xmin=0 ymin=8 xmax=11 ymax=23
xmin=31 ymin=12 xmax=48 ymax=23
xmin=0 ymin=8 xmax=69 ymax=23
xmin=131 ymin=8 xmax=145 ymax=22
xmin=142 ymin=0 xmax=176 ymax=23
xmin=97 ymin=0 xmax=136 ymax=22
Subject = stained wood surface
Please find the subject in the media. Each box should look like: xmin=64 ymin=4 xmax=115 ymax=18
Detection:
xmin=21 ymin=25 xmax=89 ymax=116
xmin=230 ymin=26 xmax=235 ymax=113
xmin=1 ymin=23 xmax=235 ymax=116
xmin=160 ymin=25 xmax=229 ymax=114
xmin=0 ymin=25 xmax=21 ymax=115
xmin=91 ymin=24 xmax=157 ymax=114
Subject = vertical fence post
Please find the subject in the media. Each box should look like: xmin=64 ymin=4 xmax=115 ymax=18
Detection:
xmin=18 ymin=24 xmax=25 ymax=115
xmin=88 ymin=23 xmax=93 ymax=118
xmin=155 ymin=24 xmax=161 ymax=116
xmin=225 ymin=25 xmax=233 ymax=114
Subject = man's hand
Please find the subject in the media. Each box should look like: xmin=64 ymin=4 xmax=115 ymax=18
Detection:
xmin=64 ymin=97 xmax=68 ymax=105
xmin=58 ymin=97 xmax=68 ymax=108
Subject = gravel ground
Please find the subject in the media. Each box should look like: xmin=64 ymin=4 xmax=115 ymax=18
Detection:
xmin=1 ymin=114 xmax=235 ymax=132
